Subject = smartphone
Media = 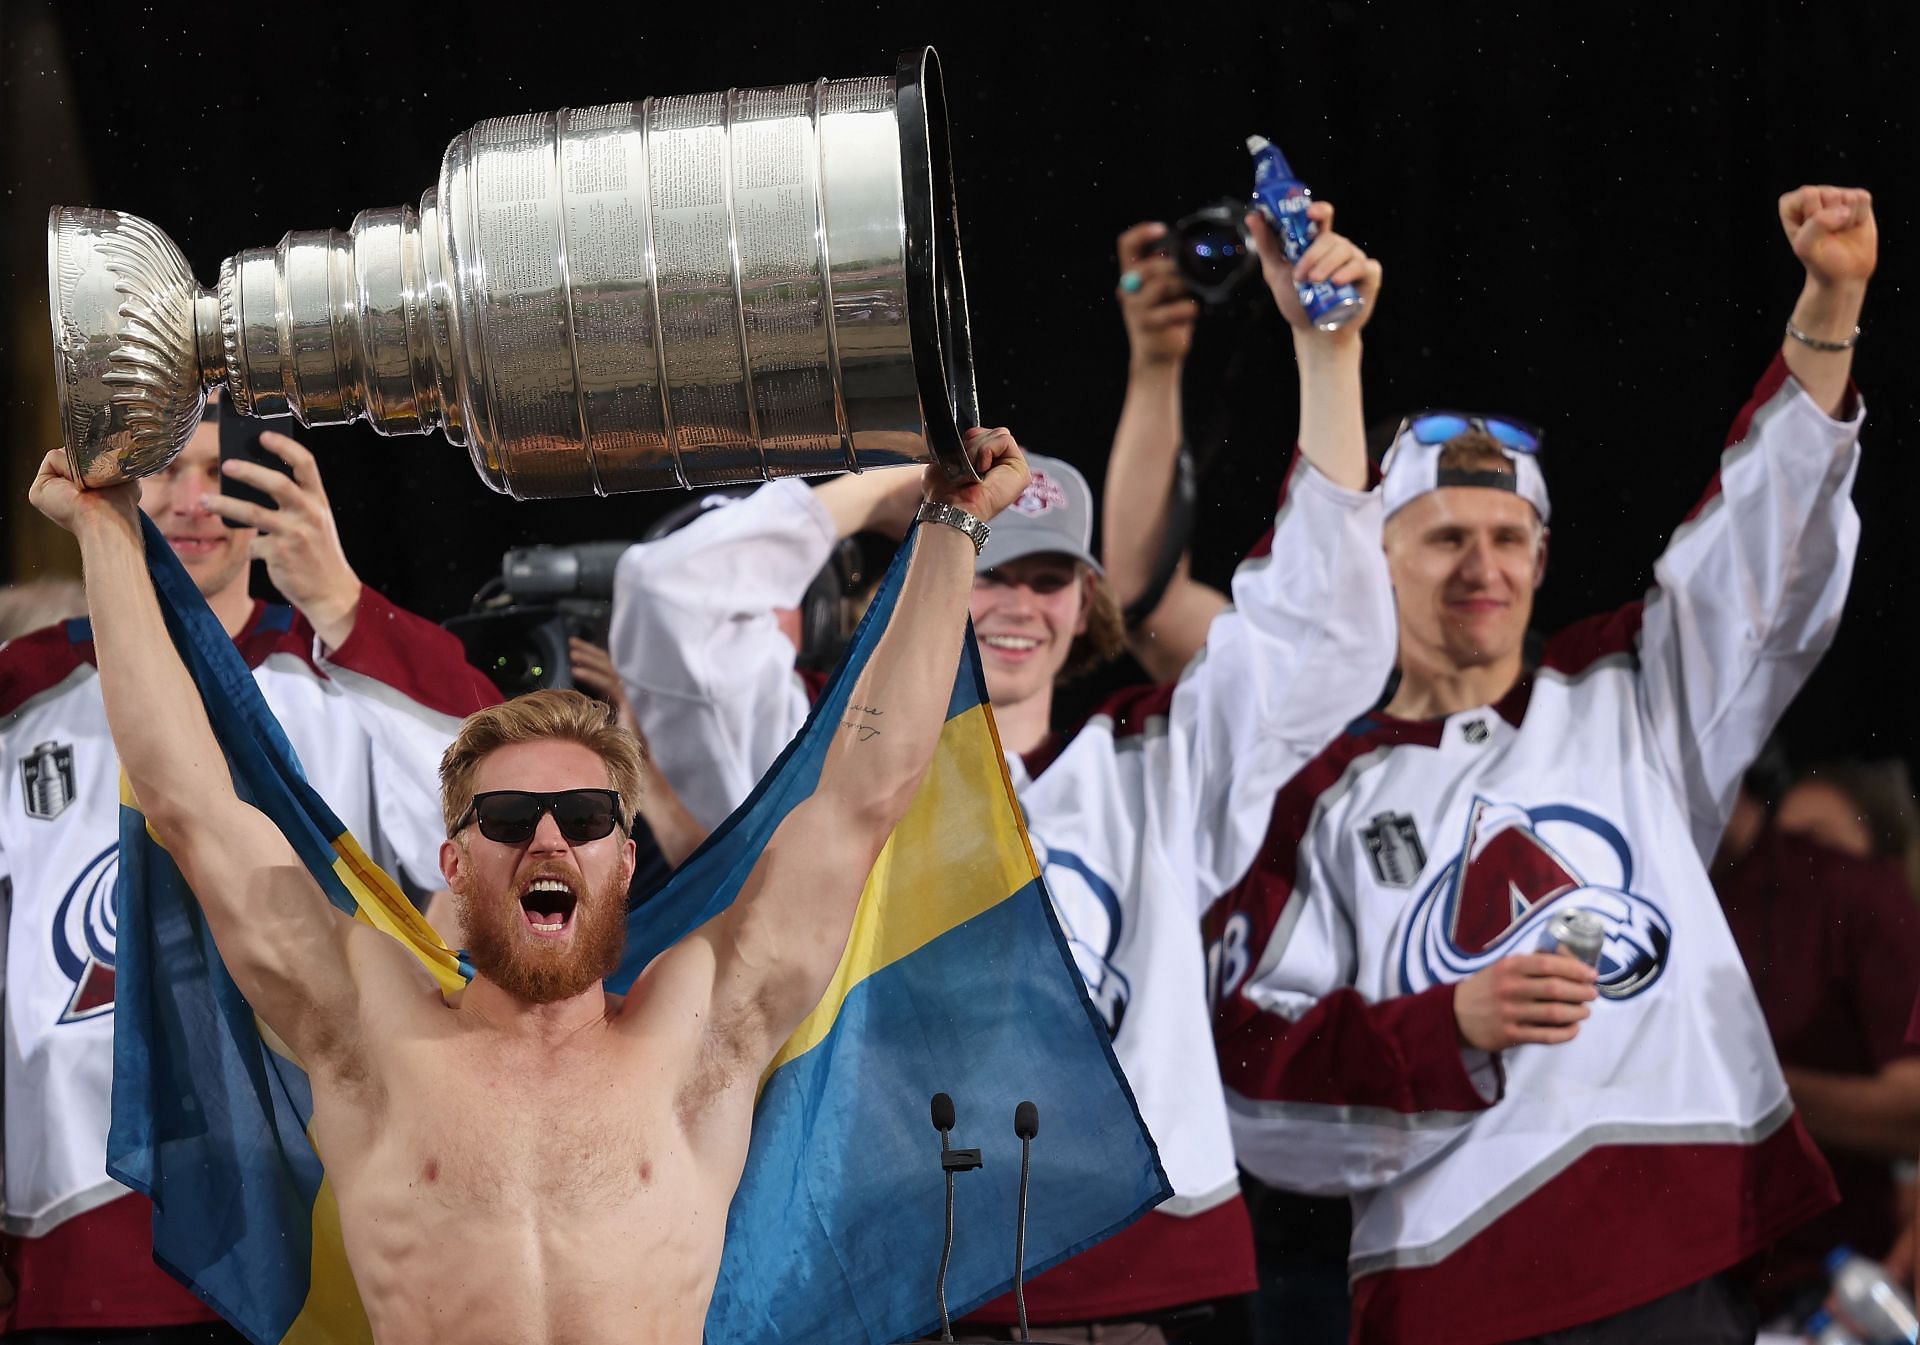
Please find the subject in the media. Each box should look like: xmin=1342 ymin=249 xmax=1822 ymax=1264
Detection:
xmin=217 ymin=402 xmax=294 ymax=529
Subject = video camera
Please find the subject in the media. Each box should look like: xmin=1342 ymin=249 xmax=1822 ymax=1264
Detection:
xmin=446 ymin=494 xmax=889 ymax=698
xmin=444 ymin=542 xmax=628 ymax=697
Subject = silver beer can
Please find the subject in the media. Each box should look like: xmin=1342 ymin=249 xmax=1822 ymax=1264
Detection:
xmin=1538 ymin=908 xmax=1605 ymax=967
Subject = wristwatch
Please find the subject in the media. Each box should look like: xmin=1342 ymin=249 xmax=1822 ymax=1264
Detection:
xmin=916 ymin=500 xmax=990 ymax=555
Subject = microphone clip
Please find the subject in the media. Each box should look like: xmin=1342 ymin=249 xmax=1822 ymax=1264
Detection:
xmin=940 ymin=1146 xmax=983 ymax=1173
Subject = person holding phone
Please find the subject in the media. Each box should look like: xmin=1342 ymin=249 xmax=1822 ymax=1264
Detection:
xmin=0 ymin=400 xmax=499 ymax=1339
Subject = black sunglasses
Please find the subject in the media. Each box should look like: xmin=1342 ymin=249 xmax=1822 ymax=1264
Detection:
xmin=451 ymin=789 xmax=629 ymax=845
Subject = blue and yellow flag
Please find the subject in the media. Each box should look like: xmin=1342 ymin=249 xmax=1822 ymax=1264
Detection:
xmin=108 ymin=513 xmax=1168 ymax=1344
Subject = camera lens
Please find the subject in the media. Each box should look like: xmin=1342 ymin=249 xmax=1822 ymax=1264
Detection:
xmin=482 ymin=645 xmax=553 ymax=697
xmin=1166 ymin=200 xmax=1258 ymax=304
xmin=443 ymin=609 xmax=583 ymax=697
xmin=1179 ymin=222 xmax=1247 ymax=284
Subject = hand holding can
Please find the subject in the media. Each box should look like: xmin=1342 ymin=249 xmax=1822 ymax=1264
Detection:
xmin=1538 ymin=908 xmax=1606 ymax=968
xmin=1248 ymin=136 xmax=1366 ymax=331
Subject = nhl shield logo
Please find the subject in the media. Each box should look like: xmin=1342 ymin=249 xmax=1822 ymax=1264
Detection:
xmin=21 ymin=741 xmax=76 ymax=821
xmin=1360 ymin=812 xmax=1426 ymax=888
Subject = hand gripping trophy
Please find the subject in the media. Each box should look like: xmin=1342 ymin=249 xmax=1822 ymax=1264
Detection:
xmin=46 ymin=49 xmax=977 ymax=499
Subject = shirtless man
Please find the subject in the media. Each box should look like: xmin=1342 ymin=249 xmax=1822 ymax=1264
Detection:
xmin=27 ymin=427 xmax=1031 ymax=1344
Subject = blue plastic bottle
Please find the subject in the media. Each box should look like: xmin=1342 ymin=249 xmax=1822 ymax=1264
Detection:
xmin=1248 ymin=136 xmax=1365 ymax=330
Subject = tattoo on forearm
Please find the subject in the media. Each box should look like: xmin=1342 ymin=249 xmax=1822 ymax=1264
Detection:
xmin=840 ymin=703 xmax=884 ymax=742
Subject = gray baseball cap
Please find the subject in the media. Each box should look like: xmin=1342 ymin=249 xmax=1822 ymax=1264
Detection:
xmin=976 ymin=452 xmax=1103 ymax=575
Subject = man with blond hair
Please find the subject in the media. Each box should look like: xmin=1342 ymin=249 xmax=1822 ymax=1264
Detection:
xmin=1206 ymin=184 xmax=1877 ymax=1342
xmin=27 ymin=425 xmax=1031 ymax=1344
xmin=430 ymin=689 xmax=646 ymax=1008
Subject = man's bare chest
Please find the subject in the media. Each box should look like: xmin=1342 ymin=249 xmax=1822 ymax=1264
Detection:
xmin=335 ymin=1034 xmax=690 ymax=1217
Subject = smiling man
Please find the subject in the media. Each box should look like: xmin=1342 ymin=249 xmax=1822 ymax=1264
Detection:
xmin=27 ymin=424 xmax=1030 ymax=1343
xmin=608 ymin=448 xmax=1124 ymax=835
xmin=0 ymin=407 xmax=498 ymax=1339
xmin=1205 ymin=184 xmax=1878 ymax=1344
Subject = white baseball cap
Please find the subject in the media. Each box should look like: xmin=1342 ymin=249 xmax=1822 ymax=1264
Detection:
xmin=1381 ymin=412 xmax=1551 ymax=525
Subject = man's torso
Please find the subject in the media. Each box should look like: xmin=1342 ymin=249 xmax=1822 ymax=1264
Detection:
xmin=310 ymin=943 xmax=752 ymax=1345
xmin=1212 ymin=620 xmax=1823 ymax=1270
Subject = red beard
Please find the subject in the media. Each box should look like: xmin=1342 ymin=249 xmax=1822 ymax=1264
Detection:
xmin=457 ymin=864 xmax=628 ymax=1006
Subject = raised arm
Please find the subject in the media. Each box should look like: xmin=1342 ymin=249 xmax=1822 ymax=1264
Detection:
xmin=1100 ymin=223 xmax=1222 ymax=681
xmin=1640 ymin=186 xmax=1875 ymax=857
xmin=611 ymin=468 xmax=924 ymax=832
xmin=1778 ymin=186 xmax=1873 ymax=417
xmin=1102 ymin=206 xmax=1380 ymax=682
xmin=1167 ymin=208 xmax=1391 ymax=898
xmin=689 ymin=431 xmax=1031 ymax=1069
xmin=28 ymin=452 xmax=363 ymax=1072
xmin=1247 ymin=200 xmax=1377 ymax=493
xmin=613 ymin=482 xmax=836 ymax=829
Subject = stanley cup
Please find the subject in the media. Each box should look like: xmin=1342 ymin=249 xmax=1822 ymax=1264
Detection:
xmin=47 ymin=48 xmax=977 ymax=498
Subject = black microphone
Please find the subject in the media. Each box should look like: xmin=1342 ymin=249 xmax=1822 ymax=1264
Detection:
xmin=1012 ymin=1101 xmax=1039 ymax=1342
xmin=930 ymin=1092 xmax=981 ymax=1342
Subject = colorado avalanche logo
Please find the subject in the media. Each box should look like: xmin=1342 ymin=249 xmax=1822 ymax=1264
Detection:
xmin=1397 ymin=797 xmax=1671 ymax=1001
xmin=1029 ymin=830 xmax=1131 ymax=1037
xmin=1012 ymin=472 xmax=1068 ymax=517
xmin=52 ymin=842 xmax=119 ymax=1023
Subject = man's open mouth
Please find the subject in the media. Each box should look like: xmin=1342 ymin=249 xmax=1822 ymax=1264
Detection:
xmin=519 ymin=877 xmax=579 ymax=937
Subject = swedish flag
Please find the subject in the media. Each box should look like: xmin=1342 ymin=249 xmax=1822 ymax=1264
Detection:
xmin=108 ymin=513 xmax=1168 ymax=1344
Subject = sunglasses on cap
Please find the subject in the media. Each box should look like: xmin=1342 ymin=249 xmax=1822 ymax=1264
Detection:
xmin=451 ymin=789 xmax=629 ymax=845
xmin=1395 ymin=411 xmax=1545 ymax=456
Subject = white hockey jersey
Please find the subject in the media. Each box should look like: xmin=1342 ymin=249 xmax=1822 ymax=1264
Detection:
xmin=0 ymin=589 xmax=500 ymax=1331
xmin=1203 ymin=356 xmax=1859 ymax=1344
xmin=611 ymin=457 xmax=1399 ymax=1322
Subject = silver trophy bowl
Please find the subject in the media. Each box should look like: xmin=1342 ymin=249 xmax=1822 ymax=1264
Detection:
xmin=47 ymin=48 xmax=977 ymax=498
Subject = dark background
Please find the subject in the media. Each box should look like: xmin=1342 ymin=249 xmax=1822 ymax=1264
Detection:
xmin=4 ymin=1 xmax=1915 ymax=771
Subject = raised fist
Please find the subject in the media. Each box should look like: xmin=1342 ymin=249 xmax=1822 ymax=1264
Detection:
xmin=29 ymin=448 xmax=139 ymax=535
xmin=923 ymin=427 xmax=1030 ymax=524
xmin=1780 ymin=185 xmax=1877 ymax=290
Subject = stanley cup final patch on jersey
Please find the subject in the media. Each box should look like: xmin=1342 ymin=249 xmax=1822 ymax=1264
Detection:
xmin=1360 ymin=812 xmax=1426 ymax=888
xmin=21 ymin=740 xmax=77 ymax=820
